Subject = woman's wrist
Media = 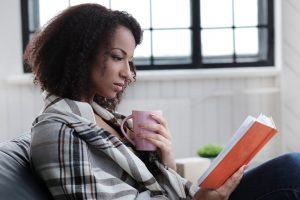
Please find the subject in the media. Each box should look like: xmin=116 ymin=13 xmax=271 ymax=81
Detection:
xmin=161 ymin=151 xmax=177 ymax=171
xmin=166 ymin=160 xmax=177 ymax=171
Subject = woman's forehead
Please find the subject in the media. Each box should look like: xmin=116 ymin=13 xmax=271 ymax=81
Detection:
xmin=108 ymin=26 xmax=136 ymax=57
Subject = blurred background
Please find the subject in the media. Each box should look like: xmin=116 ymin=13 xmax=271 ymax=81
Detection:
xmin=0 ymin=0 xmax=299 ymax=164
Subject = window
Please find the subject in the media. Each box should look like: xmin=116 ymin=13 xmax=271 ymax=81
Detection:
xmin=21 ymin=0 xmax=274 ymax=72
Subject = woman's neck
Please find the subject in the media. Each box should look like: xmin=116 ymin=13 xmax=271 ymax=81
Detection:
xmin=80 ymin=95 xmax=94 ymax=104
xmin=94 ymin=112 xmax=121 ymax=139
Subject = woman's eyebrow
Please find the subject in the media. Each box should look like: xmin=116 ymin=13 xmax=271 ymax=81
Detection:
xmin=111 ymin=48 xmax=127 ymax=55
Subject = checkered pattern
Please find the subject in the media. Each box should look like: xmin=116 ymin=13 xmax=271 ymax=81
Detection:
xmin=30 ymin=93 xmax=198 ymax=199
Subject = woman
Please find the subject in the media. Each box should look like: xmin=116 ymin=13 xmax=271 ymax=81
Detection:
xmin=25 ymin=3 xmax=300 ymax=200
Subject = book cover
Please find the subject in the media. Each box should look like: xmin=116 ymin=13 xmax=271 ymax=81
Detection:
xmin=197 ymin=114 xmax=277 ymax=189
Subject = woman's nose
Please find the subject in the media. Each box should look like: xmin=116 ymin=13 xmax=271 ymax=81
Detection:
xmin=120 ymin=61 xmax=131 ymax=79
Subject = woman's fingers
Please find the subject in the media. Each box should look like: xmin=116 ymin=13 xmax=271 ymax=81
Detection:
xmin=139 ymin=124 xmax=170 ymax=139
xmin=139 ymin=133 xmax=176 ymax=170
xmin=142 ymin=137 xmax=171 ymax=152
xmin=137 ymin=115 xmax=176 ymax=170
xmin=226 ymin=165 xmax=247 ymax=187
xmin=139 ymin=123 xmax=163 ymax=133
xmin=139 ymin=115 xmax=171 ymax=139
xmin=150 ymin=114 xmax=168 ymax=127
xmin=193 ymin=166 xmax=247 ymax=200
xmin=137 ymin=132 xmax=171 ymax=149
xmin=216 ymin=165 xmax=247 ymax=198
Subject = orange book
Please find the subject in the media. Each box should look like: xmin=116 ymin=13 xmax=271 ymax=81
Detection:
xmin=197 ymin=114 xmax=277 ymax=189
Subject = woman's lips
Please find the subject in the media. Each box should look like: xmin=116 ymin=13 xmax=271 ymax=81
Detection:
xmin=113 ymin=83 xmax=124 ymax=92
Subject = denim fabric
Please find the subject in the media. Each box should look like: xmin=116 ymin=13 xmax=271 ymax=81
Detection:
xmin=230 ymin=153 xmax=300 ymax=200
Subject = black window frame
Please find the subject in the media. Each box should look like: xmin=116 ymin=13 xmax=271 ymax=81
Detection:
xmin=21 ymin=0 xmax=274 ymax=72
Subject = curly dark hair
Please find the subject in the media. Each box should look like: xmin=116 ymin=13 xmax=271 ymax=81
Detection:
xmin=24 ymin=3 xmax=143 ymax=111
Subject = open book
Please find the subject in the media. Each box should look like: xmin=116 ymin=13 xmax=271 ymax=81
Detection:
xmin=197 ymin=114 xmax=277 ymax=189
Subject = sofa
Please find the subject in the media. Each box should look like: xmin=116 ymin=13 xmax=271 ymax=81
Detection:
xmin=0 ymin=134 xmax=212 ymax=199
xmin=0 ymin=134 xmax=52 ymax=200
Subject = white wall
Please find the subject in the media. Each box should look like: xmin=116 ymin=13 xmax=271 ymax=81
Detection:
xmin=0 ymin=0 xmax=34 ymax=140
xmin=0 ymin=0 xmax=289 ymax=163
xmin=0 ymin=0 xmax=23 ymax=77
xmin=118 ymin=71 xmax=281 ymax=160
xmin=281 ymin=0 xmax=300 ymax=152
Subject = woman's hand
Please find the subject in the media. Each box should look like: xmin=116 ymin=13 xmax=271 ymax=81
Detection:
xmin=193 ymin=165 xmax=247 ymax=200
xmin=137 ymin=114 xmax=176 ymax=170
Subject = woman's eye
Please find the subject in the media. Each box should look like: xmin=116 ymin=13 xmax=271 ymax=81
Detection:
xmin=111 ymin=55 xmax=123 ymax=61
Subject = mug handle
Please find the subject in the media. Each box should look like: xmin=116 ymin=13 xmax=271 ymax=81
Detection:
xmin=120 ymin=115 xmax=135 ymax=146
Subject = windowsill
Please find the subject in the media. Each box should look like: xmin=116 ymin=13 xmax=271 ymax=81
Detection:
xmin=5 ymin=67 xmax=281 ymax=85
xmin=136 ymin=67 xmax=281 ymax=81
xmin=5 ymin=73 xmax=34 ymax=85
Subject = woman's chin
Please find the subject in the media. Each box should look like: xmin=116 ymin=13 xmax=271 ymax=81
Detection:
xmin=106 ymin=93 xmax=118 ymax=99
xmin=97 ymin=92 xmax=118 ymax=99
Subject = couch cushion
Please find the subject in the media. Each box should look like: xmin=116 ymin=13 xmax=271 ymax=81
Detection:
xmin=0 ymin=134 xmax=52 ymax=200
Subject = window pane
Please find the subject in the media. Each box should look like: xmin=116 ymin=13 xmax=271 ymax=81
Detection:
xmin=200 ymin=0 xmax=233 ymax=28
xmin=234 ymin=0 xmax=258 ymax=26
xmin=134 ymin=30 xmax=151 ymax=65
xmin=152 ymin=0 xmax=190 ymax=28
xmin=111 ymin=0 xmax=151 ymax=29
xmin=152 ymin=30 xmax=191 ymax=57
xmin=70 ymin=0 xmax=109 ymax=7
xmin=235 ymin=28 xmax=258 ymax=55
xmin=201 ymin=29 xmax=233 ymax=56
xmin=39 ymin=0 xmax=69 ymax=26
xmin=135 ymin=30 xmax=151 ymax=58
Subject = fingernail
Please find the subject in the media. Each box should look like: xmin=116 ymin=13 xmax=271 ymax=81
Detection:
xmin=150 ymin=114 xmax=155 ymax=117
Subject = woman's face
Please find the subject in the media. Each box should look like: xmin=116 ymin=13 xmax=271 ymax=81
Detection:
xmin=90 ymin=25 xmax=136 ymax=100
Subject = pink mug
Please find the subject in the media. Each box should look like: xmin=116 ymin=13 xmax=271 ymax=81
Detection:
xmin=120 ymin=110 xmax=163 ymax=151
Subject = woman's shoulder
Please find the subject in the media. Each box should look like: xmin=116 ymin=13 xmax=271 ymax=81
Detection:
xmin=32 ymin=104 xmax=92 ymax=132
xmin=31 ymin=116 xmax=72 ymax=145
xmin=31 ymin=108 xmax=102 ymax=148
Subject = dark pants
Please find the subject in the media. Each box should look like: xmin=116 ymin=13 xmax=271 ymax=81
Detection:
xmin=229 ymin=153 xmax=300 ymax=200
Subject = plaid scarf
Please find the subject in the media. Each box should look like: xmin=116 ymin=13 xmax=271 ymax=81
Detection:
xmin=30 ymin=93 xmax=198 ymax=199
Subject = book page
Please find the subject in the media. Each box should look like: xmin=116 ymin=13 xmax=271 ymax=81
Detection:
xmin=256 ymin=114 xmax=275 ymax=128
